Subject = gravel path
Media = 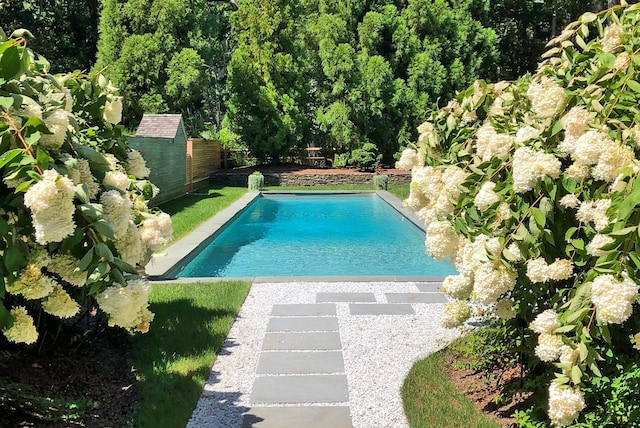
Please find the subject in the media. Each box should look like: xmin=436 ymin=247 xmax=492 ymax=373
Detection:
xmin=187 ymin=281 xmax=460 ymax=428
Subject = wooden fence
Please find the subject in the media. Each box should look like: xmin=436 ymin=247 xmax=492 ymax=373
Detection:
xmin=186 ymin=139 xmax=221 ymax=191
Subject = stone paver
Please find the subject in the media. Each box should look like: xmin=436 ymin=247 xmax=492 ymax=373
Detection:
xmin=257 ymin=351 xmax=344 ymax=374
xmin=266 ymin=317 xmax=339 ymax=332
xmin=316 ymin=292 xmax=376 ymax=302
xmin=349 ymin=303 xmax=415 ymax=315
xmin=415 ymin=283 xmax=443 ymax=293
xmin=271 ymin=303 xmax=337 ymax=317
xmin=262 ymin=332 xmax=342 ymax=350
xmin=385 ymin=292 xmax=448 ymax=304
xmin=251 ymin=375 xmax=349 ymax=404
xmin=241 ymin=406 xmax=353 ymax=428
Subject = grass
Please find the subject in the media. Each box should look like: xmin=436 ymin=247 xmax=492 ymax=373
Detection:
xmin=402 ymin=343 xmax=502 ymax=428
xmin=131 ymin=281 xmax=252 ymax=428
xmin=158 ymin=185 xmax=248 ymax=243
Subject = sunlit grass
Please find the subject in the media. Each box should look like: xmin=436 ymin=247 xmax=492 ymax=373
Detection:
xmin=132 ymin=281 xmax=251 ymax=428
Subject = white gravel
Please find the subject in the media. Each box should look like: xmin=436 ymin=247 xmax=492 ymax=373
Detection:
xmin=186 ymin=281 xmax=460 ymax=428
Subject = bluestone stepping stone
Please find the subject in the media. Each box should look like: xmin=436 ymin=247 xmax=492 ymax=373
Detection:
xmin=250 ymin=375 xmax=349 ymax=404
xmin=316 ymin=292 xmax=376 ymax=303
xmin=271 ymin=303 xmax=336 ymax=317
xmin=262 ymin=332 xmax=342 ymax=350
xmin=267 ymin=317 xmax=339 ymax=332
xmin=386 ymin=292 xmax=448 ymax=304
xmin=349 ymin=303 xmax=415 ymax=315
xmin=242 ymin=406 xmax=353 ymax=428
xmin=257 ymin=351 xmax=344 ymax=374
xmin=416 ymin=283 xmax=443 ymax=293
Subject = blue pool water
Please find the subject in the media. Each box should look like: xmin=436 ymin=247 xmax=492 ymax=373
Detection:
xmin=176 ymin=193 xmax=456 ymax=278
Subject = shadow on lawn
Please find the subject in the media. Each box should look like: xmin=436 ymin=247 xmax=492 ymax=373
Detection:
xmin=131 ymin=298 xmax=242 ymax=427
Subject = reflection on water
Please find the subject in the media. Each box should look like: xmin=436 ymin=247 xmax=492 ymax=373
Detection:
xmin=177 ymin=194 xmax=456 ymax=277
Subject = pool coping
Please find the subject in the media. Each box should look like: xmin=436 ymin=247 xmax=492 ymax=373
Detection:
xmin=145 ymin=189 xmax=446 ymax=282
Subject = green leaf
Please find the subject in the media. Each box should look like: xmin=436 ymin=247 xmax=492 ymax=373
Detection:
xmin=590 ymin=361 xmax=602 ymax=377
xmin=580 ymin=12 xmax=597 ymax=23
xmin=0 ymin=46 xmax=22 ymax=81
xmin=95 ymin=242 xmax=114 ymax=262
xmin=554 ymin=324 xmax=577 ymax=333
xmin=72 ymin=143 xmax=111 ymax=171
xmin=628 ymin=80 xmax=640 ymax=93
xmin=566 ymin=307 xmax=590 ymax=323
xmin=4 ymin=245 xmax=26 ymax=272
xmin=0 ymin=96 xmax=13 ymax=110
xmin=0 ymin=148 xmax=23 ymax=169
xmin=571 ymin=365 xmax=582 ymax=385
xmin=0 ymin=302 xmax=12 ymax=329
xmin=92 ymin=219 xmax=115 ymax=239
xmin=78 ymin=248 xmax=95 ymax=271
xmin=531 ymin=207 xmax=546 ymax=228
xmin=572 ymin=239 xmax=585 ymax=250
xmin=609 ymin=226 xmax=637 ymax=236
xmin=578 ymin=342 xmax=589 ymax=362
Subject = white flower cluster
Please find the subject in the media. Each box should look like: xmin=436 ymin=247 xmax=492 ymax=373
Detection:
xmin=514 ymin=125 xmax=541 ymax=144
xmin=115 ymin=221 xmax=146 ymax=266
xmin=576 ymin=198 xmax=611 ymax=231
xmin=526 ymin=76 xmax=566 ymax=118
xmin=559 ymin=194 xmax=580 ymax=209
xmin=126 ymin=150 xmax=150 ymax=179
xmin=526 ymin=258 xmax=574 ymax=283
xmin=103 ymin=97 xmax=123 ymax=125
xmin=494 ymin=299 xmax=516 ymax=320
xmin=38 ymin=109 xmax=69 ymax=150
xmin=441 ymin=301 xmax=471 ymax=328
xmin=530 ymin=309 xmax=561 ymax=334
xmin=100 ymin=190 xmax=133 ymax=239
xmin=474 ymin=181 xmax=500 ymax=212
xmin=441 ymin=274 xmax=473 ymax=299
xmin=585 ymin=234 xmax=614 ymax=257
xmin=417 ymin=121 xmax=438 ymax=146
xmin=96 ymin=280 xmax=155 ymax=333
xmin=512 ymin=147 xmax=561 ymax=193
xmin=139 ymin=213 xmax=173 ymax=251
xmin=42 ymin=285 xmax=79 ymax=318
xmin=535 ymin=333 xmax=564 ymax=362
xmin=548 ymin=383 xmax=585 ymax=427
xmin=7 ymin=263 xmax=56 ymax=300
xmin=425 ymin=220 xmax=459 ymax=260
xmin=48 ymin=254 xmax=87 ymax=286
xmin=408 ymin=165 xmax=468 ymax=227
xmin=395 ymin=148 xmax=421 ymax=171
xmin=591 ymin=274 xmax=638 ymax=324
xmin=68 ymin=158 xmax=100 ymax=200
xmin=471 ymin=263 xmax=517 ymax=305
xmin=475 ymin=122 xmax=514 ymax=161
xmin=559 ymin=106 xmax=595 ymax=151
xmin=2 ymin=306 xmax=38 ymax=344
xmin=602 ymin=23 xmax=624 ymax=53
xmin=23 ymin=170 xmax=76 ymax=244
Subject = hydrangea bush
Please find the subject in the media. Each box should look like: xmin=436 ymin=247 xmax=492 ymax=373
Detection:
xmin=398 ymin=3 xmax=640 ymax=426
xmin=0 ymin=29 xmax=172 ymax=345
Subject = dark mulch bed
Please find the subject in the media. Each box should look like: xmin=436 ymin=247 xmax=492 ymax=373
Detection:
xmin=0 ymin=328 xmax=136 ymax=428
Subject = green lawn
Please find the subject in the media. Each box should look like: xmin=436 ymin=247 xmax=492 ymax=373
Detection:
xmin=159 ymin=185 xmax=248 ymax=243
xmin=132 ymin=281 xmax=251 ymax=428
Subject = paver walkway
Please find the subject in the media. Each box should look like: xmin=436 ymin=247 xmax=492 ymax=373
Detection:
xmin=187 ymin=281 xmax=459 ymax=428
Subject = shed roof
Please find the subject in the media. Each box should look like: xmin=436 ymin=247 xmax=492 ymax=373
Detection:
xmin=134 ymin=114 xmax=186 ymax=139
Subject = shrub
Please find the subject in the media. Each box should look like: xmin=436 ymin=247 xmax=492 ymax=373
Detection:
xmin=399 ymin=3 xmax=640 ymax=426
xmin=248 ymin=171 xmax=264 ymax=190
xmin=0 ymin=29 xmax=172 ymax=346
xmin=373 ymin=173 xmax=388 ymax=190
xmin=349 ymin=143 xmax=382 ymax=171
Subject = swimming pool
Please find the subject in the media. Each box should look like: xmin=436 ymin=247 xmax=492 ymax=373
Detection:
xmin=173 ymin=192 xmax=456 ymax=278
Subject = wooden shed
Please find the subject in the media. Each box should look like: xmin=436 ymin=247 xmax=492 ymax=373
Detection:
xmin=128 ymin=114 xmax=188 ymax=205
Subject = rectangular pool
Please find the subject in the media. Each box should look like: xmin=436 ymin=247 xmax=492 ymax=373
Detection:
xmin=174 ymin=192 xmax=456 ymax=278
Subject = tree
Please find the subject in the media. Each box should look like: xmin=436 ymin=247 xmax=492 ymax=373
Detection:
xmin=0 ymin=0 xmax=100 ymax=73
xmin=95 ymin=0 xmax=231 ymax=133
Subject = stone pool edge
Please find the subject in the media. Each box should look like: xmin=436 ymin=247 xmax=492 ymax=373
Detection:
xmin=145 ymin=190 xmax=443 ymax=282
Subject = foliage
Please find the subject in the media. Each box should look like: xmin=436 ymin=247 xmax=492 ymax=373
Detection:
xmin=349 ymin=142 xmax=381 ymax=170
xmin=0 ymin=0 xmax=99 ymax=73
xmin=401 ymin=2 xmax=640 ymax=425
xmin=333 ymin=152 xmax=350 ymax=168
xmin=0 ymin=30 xmax=172 ymax=346
xmin=373 ymin=173 xmax=388 ymax=190
xmin=95 ymin=0 xmax=231 ymax=134
xmin=248 ymin=171 xmax=264 ymax=190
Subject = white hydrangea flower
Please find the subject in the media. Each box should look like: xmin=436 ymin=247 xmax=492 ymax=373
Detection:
xmin=417 ymin=121 xmax=438 ymax=146
xmin=506 ymin=243 xmax=522 ymax=261
xmin=103 ymin=97 xmax=123 ymax=124
xmin=96 ymin=279 xmax=154 ymax=333
xmin=396 ymin=148 xmax=420 ymax=171
xmin=38 ymin=109 xmax=69 ymax=150
xmin=22 ymin=103 xmax=43 ymax=119
xmin=1 ymin=306 xmax=38 ymax=344
xmin=559 ymin=106 xmax=595 ymax=149
xmin=476 ymin=122 xmax=514 ymax=161
xmin=602 ymin=23 xmax=624 ymax=53
xmin=441 ymin=301 xmax=472 ymax=328
xmin=530 ymin=309 xmax=561 ymax=334
xmin=100 ymin=190 xmax=133 ymax=239
xmin=6 ymin=264 xmax=57 ymax=300
xmin=559 ymin=194 xmax=580 ymax=209
xmin=139 ymin=213 xmax=173 ymax=251
xmin=126 ymin=150 xmax=150 ymax=179
xmin=471 ymin=263 xmax=516 ymax=305
xmin=23 ymin=170 xmax=76 ymax=244
xmin=474 ymin=181 xmax=500 ymax=212
xmin=526 ymin=76 xmax=566 ymax=118
xmin=425 ymin=220 xmax=458 ymax=260
xmin=104 ymin=170 xmax=130 ymax=191
xmin=526 ymin=258 xmax=574 ymax=283
xmin=586 ymin=234 xmax=614 ymax=257
xmin=565 ymin=162 xmax=591 ymax=181
xmin=630 ymin=332 xmax=640 ymax=351
xmin=576 ymin=199 xmax=611 ymax=231
xmin=514 ymin=125 xmax=541 ymax=144
xmin=115 ymin=221 xmax=146 ymax=267
xmin=42 ymin=285 xmax=79 ymax=318
xmin=613 ymin=52 xmax=630 ymax=71
xmin=591 ymin=143 xmax=635 ymax=183
xmin=535 ymin=333 xmax=564 ymax=362
xmin=494 ymin=299 xmax=516 ymax=320
xmin=48 ymin=254 xmax=87 ymax=286
xmin=548 ymin=383 xmax=585 ymax=427
xmin=68 ymin=158 xmax=99 ymax=200
xmin=441 ymin=165 xmax=468 ymax=202
xmin=591 ymin=274 xmax=639 ymax=325
xmin=559 ymin=345 xmax=580 ymax=366
xmin=512 ymin=147 xmax=561 ymax=193
xmin=441 ymin=274 xmax=473 ymax=299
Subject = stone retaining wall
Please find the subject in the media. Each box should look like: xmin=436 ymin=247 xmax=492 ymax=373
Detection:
xmin=210 ymin=172 xmax=412 ymax=187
